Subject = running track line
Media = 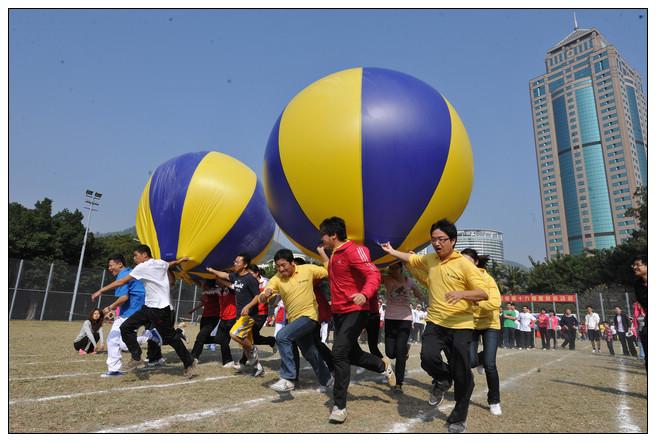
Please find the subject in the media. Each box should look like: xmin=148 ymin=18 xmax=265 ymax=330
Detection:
xmin=386 ymin=351 xmax=571 ymax=433
xmin=615 ymin=360 xmax=641 ymax=433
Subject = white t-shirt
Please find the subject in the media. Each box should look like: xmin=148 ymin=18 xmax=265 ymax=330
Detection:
xmin=585 ymin=312 xmax=600 ymax=330
xmin=130 ymin=259 xmax=171 ymax=309
xmin=518 ymin=312 xmax=536 ymax=332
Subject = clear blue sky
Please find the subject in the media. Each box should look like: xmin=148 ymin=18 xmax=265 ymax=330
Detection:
xmin=8 ymin=8 xmax=647 ymax=265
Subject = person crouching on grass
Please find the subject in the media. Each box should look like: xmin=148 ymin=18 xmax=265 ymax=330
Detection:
xmin=73 ymin=308 xmax=105 ymax=354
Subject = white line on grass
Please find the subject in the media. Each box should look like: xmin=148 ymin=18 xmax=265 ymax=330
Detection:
xmin=386 ymin=351 xmax=572 ymax=433
xmin=615 ymin=360 xmax=642 ymax=433
xmin=9 ymin=374 xmax=235 ymax=405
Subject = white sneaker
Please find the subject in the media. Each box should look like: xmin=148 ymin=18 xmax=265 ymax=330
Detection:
xmin=270 ymin=378 xmax=295 ymax=392
xmin=253 ymin=363 xmax=265 ymax=377
xmin=328 ymin=405 xmax=347 ymax=424
xmin=477 ymin=365 xmax=485 ymax=375
xmin=232 ymin=362 xmax=245 ymax=373
xmin=382 ymin=357 xmax=396 ymax=387
xmin=223 ymin=361 xmax=237 ymax=369
xmin=355 ymin=367 xmax=365 ymax=375
xmin=490 ymin=403 xmax=502 ymax=416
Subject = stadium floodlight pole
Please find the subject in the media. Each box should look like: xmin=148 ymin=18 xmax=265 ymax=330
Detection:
xmin=68 ymin=190 xmax=102 ymax=321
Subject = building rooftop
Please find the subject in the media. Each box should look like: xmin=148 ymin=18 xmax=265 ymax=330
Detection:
xmin=547 ymin=27 xmax=607 ymax=53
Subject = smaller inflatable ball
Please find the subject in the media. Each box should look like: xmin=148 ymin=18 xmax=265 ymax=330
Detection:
xmin=264 ymin=67 xmax=473 ymax=264
xmin=136 ymin=151 xmax=275 ymax=277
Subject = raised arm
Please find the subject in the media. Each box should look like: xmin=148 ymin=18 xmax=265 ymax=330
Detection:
xmin=91 ymin=274 xmax=133 ymax=300
xmin=380 ymin=242 xmax=412 ymax=263
xmin=206 ymin=267 xmax=231 ymax=281
xmin=168 ymin=256 xmax=190 ymax=269
xmin=316 ymin=246 xmax=330 ymax=266
xmin=102 ymin=295 xmax=129 ymax=315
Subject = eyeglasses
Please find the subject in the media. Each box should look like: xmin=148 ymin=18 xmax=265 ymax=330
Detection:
xmin=431 ymin=237 xmax=452 ymax=244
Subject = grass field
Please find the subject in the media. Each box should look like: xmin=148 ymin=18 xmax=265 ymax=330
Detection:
xmin=9 ymin=320 xmax=647 ymax=433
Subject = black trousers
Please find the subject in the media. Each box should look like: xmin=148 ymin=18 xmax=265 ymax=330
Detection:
xmin=215 ymin=318 xmax=236 ymax=365
xmin=560 ymin=328 xmax=576 ymax=350
xmin=605 ymin=339 xmax=615 ymax=355
xmin=546 ymin=329 xmax=557 ymax=349
xmin=420 ymin=322 xmax=474 ymax=424
xmin=73 ymin=334 xmax=99 ymax=352
xmin=239 ymin=314 xmax=275 ymax=364
xmin=617 ymin=331 xmax=638 ymax=356
xmin=121 ymin=305 xmax=193 ymax=368
xmin=191 ymin=316 xmax=220 ymax=360
xmin=332 ymin=311 xmax=384 ymax=409
xmin=385 ymin=319 xmax=412 ymax=385
xmin=539 ymin=327 xmax=548 ymax=349
xmin=365 ymin=313 xmax=384 ymax=358
xmin=314 ymin=325 xmax=334 ymax=372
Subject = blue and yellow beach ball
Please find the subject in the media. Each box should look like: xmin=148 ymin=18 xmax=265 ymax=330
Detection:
xmin=264 ymin=67 xmax=473 ymax=265
xmin=136 ymin=151 xmax=275 ymax=279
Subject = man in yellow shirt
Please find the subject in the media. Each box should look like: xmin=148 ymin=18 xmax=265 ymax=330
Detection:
xmin=252 ymin=249 xmax=333 ymax=393
xmin=381 ymin=219 xmax=488 ymax=434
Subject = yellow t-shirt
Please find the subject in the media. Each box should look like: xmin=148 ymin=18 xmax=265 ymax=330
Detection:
xmin=265 ymin=264 xmax=328 ymax=323
xmin=408 ymin=250 xmax=487 ymax=329
xmin=473 ymin=269 xmax=501 ymax=330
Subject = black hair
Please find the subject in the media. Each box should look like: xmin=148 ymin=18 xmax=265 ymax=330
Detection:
xmin=135 ymin=244 xmax=152 ymax=257
xmin=549 ymin=310 xmax=555 ymax=314
xmin=633 ymin=254 xmax=647 ymax=265
xmin=429 ymin=219 xmax=457 ymax=240
xmin=586 ymin=305 xmax=593 ymax=309
xmin=248 ymin=264 xmax=261 ymax=275
xmin=236 ymin=252 xmax=252 ymax=267
xmin=273 ymin=249 xmax=295 ymax=264
xmin=460 ymin=248 xmax=490 ymax=269
xmin=293 ymin=257 xmax=307 ymax=265
xmin=108 ymin=254 xmax=126 ymax=266
xmin=319 ymin=216 xmax=348 ymax=241
xmin=540 ymin=308 xmax=546 ymax=312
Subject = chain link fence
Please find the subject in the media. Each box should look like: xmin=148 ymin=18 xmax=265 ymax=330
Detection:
xmin=8 ymin=258 xmax=202 ymax=323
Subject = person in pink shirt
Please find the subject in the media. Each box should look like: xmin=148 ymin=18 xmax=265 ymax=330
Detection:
xmin=536 ymin=309 xmax=549 ymax=350
xmin=382 ymin=262 xmax=425 ymax=393
xmin=546 ymin=310 xmax=559 ymax=350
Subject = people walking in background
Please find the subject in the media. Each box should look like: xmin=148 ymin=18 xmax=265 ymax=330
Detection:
xmin=600 ymin=321 xmax=615 ymax=355
xmin=517 ymin=306 xmax=535 ymax=350
xmin=584 ymin=306 xmax=601 ymax=353
xmin=502 ymin=302 xmax=517 ymax=349
xmin=73 ymin=308 xmax=105 ymax=354
xmin=546 ymin=310 xmax=559 ymax=350
xmin=415 ymin=305 xmax=427 ymax=341
xmin=560 ymin=309 xmax=579 ymax=350
xmin=537 ymin=309 xmax=549 ymax=350
xmin=613 ymin=306 xmax=637 ymax=357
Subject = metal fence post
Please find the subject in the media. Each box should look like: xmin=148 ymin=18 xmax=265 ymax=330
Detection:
xmin=599 ymin=292 xmax=605 ymax=320
xmin=39 ymin=263 xmax=55 ymax=321
xmin=574 ymin=293 xmax=580 ymax=324
xmin=9 ymin=259 xmax=24 ymax=320
xmin=191 ymin=285 xmax=198 ymax=323
xmin=552 ymin=294 xmax=556 ymax=315
xmin=175 ymin=281 xmax=183 ymax=323
xmin=625 ymin=292 xmax=631 ymax=316
xmin=96 ymin=270 xmax=107 ymax=309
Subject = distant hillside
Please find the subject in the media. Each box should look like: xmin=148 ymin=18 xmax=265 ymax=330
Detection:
xmin=95 ymin=226 xmax=137 ymax=238
xmin=504 ymin=260 xmax=530 ymax=271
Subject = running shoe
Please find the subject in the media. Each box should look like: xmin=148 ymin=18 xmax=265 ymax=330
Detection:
xmin=355 ymin=367 xmax=366 ymax=375
xmin=391 ymin=385 xmax=404 ymax=394
xmin=328 ymin=406 xmax=347 ymax=424
xmin=125 ymin=358 xmax=143 ymax=370
xmin=253 ymin=363 xmax=265 ymax=377
xmin=270 ymin=378 xmax=295 ymax=392
xmin=319 ymin=376 xmax=334 ymax=393
xmin=144 ymin=357 xmax=167 ymax=368
xmin=100 ymin=371 xmax=126 ymax=378
xmin=382 ymin=357 xmax=396 ymax=387
xmin=246 ymin=347 xmax=259 ymax=366
xmin=184 ymin=358 xmax=199 ymax=379
xmin=428 ymin=381 xmax=447 ymax=406
xmin=232 ymin=362 xmax=245 ymax=373
xmin=490 ymin=403 xmax=502 ymax=416
xmin=448 ymin=420 xmax=467 ymax=433
xmin=222 ymin=361 xmax=237 ymax=369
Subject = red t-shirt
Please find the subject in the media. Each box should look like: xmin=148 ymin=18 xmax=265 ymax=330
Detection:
xmin=201 ymin=289 xmax=220 ymax=317
xmin=275 ymin=303 xmax=286 ymax=324
xmin=218 ymin=287 xmax=237 ymax=320
xmin=314 ymin=283 xmax=332 ymax=322
xmin=327 ymin=241 xmax=381 ymax=315
xmin=257 ymin=277 xmax=269 ymax=316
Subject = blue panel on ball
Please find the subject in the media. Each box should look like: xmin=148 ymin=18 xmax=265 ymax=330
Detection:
xmin=264 ymin=115 xmax=322 ymax=252
xmin=201 ymin=180 xmax=276 ymax=270
xmin=149 ymin=151 xmax=208 ymax=261
xmin=360 ymin=68 xmax=451 ymax=261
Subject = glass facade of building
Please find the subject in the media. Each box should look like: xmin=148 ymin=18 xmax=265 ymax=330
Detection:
xmin=455 ymin=229 xmax=505 ymax=264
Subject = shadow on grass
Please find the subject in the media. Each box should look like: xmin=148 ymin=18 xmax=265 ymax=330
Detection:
xmin=592 ymin=365 xmax=646 ymax=376
xmin=550 ymin=379 xmax=647 ymax=400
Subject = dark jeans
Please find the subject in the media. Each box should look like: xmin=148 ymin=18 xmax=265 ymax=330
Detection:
xmin=560 ymin=328 xmax=576 ymax=350
xmin=73 ymin=334 xmax=100 ymax=352
xmin=470 ymin=328 xmax=500 ymax=405
xmin=502 ymin=327 xmax=515 ymax=348
xmin=539 ymin=327 xmax=548 ymax=349
xmin=332 ymin=311 xmax=385 ymax=409
xmin=191 ymin=316 xmax=220 ymax=359
xmin=605 ymin=339 xmax=615 ymax=355
xmin=275 ymin=316 xmax=330 ymax=385
xmin=121 ymin=305 xmax=193 ymax=368
xmin=384 ymin=319 xmax=412 ymax=386
xmin=421 ymin=322 xmax=474 ymax=424
xmin=639 ymin=325 xmax=647 ymax=370
xmin=617 ymin=331 xmax=638 ymax=356
xmin=214 ymin=318 xmax=236 ymax=365
xmin=546 ymin=329 xmax=557 ymax=349
xmin=366 ymin=313 xmax=383 ymax=358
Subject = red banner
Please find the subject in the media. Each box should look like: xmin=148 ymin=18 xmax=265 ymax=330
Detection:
xmin=501 ymin=294 xmax=577 ymax=303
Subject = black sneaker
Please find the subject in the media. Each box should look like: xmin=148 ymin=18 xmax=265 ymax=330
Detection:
xmin=428 ymin=383 xmax=445 ymax=406
xmin=448 ymin=421 xmax=467 ymax=433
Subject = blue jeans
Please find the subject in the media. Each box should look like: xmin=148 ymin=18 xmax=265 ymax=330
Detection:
xmin=470 ymin=328 xmax=500 ymax=405
xmin=276 ymin=316 xmax=331 ymax=385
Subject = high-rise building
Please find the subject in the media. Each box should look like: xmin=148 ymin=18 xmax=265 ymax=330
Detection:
xmin=529 ymin=25 xmax=647 ymax=259
xmin=455 ymin=229 xmax=505 ymax=264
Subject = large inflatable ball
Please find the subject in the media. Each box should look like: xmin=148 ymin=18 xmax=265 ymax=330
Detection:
xmin=136 ymin=151 xmax=275 ymax=279
xmin=264 ymin=67 xmax=473 ymax=265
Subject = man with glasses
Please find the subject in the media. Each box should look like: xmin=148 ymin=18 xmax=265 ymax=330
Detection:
xmin=381 ymin=219 xmax=488 ymax=433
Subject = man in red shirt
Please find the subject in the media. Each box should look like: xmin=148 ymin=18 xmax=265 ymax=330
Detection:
xmin=317 ymin=216 xmax=395 ymax=424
